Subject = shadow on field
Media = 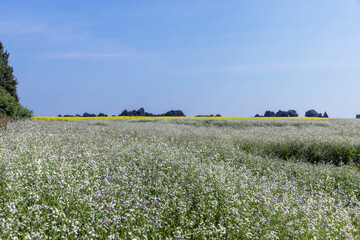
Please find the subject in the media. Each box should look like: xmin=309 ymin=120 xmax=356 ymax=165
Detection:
xmin=171 ymin=119 xmax=360 ymax=166
xmin=171 ymin=119 xmax=330 ymax=129
xmin=235 ymin=139 xmax=360 ymax=166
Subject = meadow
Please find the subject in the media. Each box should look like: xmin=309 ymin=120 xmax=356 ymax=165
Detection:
xmin=1 ymin=118 xmax=360 ymax=239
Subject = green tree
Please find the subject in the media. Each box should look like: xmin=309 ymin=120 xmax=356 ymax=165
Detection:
xmin=0 ymin=41 xmax=19 ymax=102
xmin=264 ymin=111 xmax=275 ymax=117
xmin=163 ymin=110 xmax=185 ymax=116
xmin=305 ymin=109 xmax=319 ymax=117
xmin=0 ymin=87 xmax=32 ymax=119
xmin=275 ymin=110 xmax=288 ymax=117
xmin=0 ymin=41 xmax=32 ymax=119
xmin=287 ymin=109 xmax=299 ymax=117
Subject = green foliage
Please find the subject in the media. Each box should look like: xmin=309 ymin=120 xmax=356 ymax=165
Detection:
xmin=0 ymin=41 xmax=32 ymax=119
xmin=0 ymin=87 xmax=33 ymax=119
xmin=0 ymin=41 xmax=18 ymax=102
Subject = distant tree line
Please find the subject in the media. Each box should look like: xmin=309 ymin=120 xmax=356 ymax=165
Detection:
xmin=305 ymin=109 xmax=328 ymax=118
xmin=255 ymin=109 xmax=329 ymax=118
xmin=58 ymin=108 xmax=185 ymax=117
xmin=195 ymin=114 xmax=221 ymax=117
xmin=255 ymin=109 xmax=299 ymax=118
xmin=119 ymin=108 xmax=184 ymax=117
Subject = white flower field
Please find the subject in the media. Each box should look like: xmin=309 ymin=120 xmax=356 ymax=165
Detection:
xmin=0 ymin=118 xmax=360 ymax=239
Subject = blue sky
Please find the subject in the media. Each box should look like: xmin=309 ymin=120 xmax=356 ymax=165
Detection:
xmin=1 ymin=0 xmax=360 ymax=117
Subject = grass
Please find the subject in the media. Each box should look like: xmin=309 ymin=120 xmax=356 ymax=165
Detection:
xmin=0 ymin=118 xmax=359 ymax=239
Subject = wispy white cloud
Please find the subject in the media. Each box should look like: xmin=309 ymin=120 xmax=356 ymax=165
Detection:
xmin=0 ymin=21 xmax=47 ymax=34
xmin=224 ymin=62 xmax=360 ymax=72
xmin=0 ymin=20 xmax=93 ymax=43
xmin=162 ymin=61 xmax=360 ymax=76
xmin=46 ymin=52 xmax=133 ymax=59
xmin=0 ymin=20 xmax=137 ymax=60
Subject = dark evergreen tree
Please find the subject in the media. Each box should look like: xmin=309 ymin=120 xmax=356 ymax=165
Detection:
xmin=356 ymin=114 xmax=360 ymax=119
xmin=0 ymin=41 xmax=19 ymax=102
xmin=323 ymin=112 xmax=329 ymax=118
xmin=98 ymin=113 xmax=107 ymax=117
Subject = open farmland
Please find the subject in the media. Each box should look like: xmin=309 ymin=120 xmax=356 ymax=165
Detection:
xmin=1 ymin=118 xmax=360 ymax=239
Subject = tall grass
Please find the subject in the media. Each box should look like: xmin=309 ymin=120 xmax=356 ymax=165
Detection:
xmin=0 ymin=119 xmax=359 ymax=239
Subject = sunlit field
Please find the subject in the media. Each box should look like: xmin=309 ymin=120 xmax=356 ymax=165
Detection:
xmin=1 ymin=118 xmax=360 ymax=239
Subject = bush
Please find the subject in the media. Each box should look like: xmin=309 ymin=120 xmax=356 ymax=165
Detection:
xmin=0 ymin=87 xmax=32 ymax=119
